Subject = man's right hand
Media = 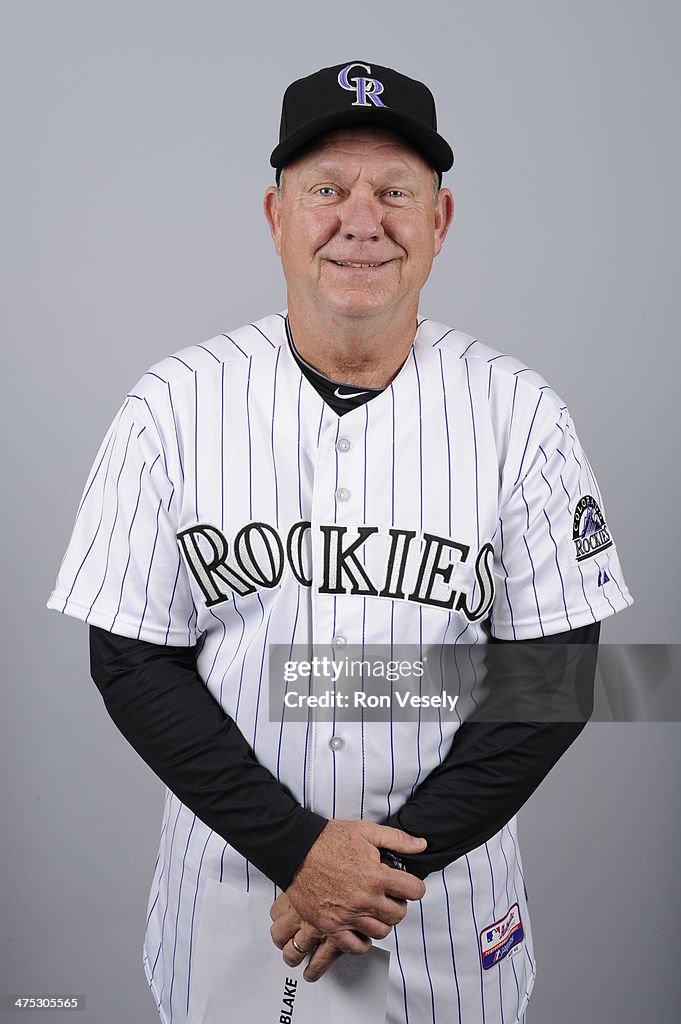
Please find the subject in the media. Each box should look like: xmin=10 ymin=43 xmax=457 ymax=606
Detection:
xmin=282 ymin=820 xmax=427 ymax=957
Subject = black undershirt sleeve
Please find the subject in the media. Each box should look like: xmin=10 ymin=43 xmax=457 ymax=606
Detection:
xmin=386 ymin=621 xmax=600 ymax=878
xmin=88 ymin=626 xmax=327 ymax=891
xmin=89 ymin=620 xmax=598 ymax=888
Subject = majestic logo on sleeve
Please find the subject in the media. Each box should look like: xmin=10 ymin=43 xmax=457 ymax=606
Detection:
xmin=338 ymin=62 xmax=387 ymax=107
xmin=572 ymin=495 xmax=613 ymax=561
xmin=177 ymin=521 xmax=495 ymax=621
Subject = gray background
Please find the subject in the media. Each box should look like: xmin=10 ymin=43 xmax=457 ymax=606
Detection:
xmin=2 ymin=0 xmax=679 ymax=1022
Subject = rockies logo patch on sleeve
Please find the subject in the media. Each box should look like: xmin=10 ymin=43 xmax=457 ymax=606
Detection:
xmin=572 ymin=495 xmax=613 ymax=561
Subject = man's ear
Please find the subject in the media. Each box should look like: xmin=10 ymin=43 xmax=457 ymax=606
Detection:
xmin=263 ymin=186 xmax=283 ymax=255
xmin=433 ymin=188 xmax=454 ymax=258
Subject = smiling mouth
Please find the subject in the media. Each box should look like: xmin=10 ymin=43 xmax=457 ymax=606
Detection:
xmin=329 ymin=260 xmax=391 ymax=268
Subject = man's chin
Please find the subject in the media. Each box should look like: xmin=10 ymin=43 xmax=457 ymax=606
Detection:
xmin=320 ymin=289 xmax=399 ymax=320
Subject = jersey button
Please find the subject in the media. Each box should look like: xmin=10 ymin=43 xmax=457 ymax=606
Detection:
xmin=329 ymin=736 xmax=345 ymax=752
xmin=332 ymin=634 xmax=346 ymax=647
xmin=335 ymin=487 xmax=351 ymax=502
xmin=336 ymin=437 xmax=352 ymax=453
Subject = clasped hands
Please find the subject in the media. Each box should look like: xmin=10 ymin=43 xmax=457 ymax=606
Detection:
xmin=269 ymin=819 xmax=427 ymax=982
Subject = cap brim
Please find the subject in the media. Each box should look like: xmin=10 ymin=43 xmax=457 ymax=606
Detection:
xmin=270 ymin=108 xmax=454 ymax=173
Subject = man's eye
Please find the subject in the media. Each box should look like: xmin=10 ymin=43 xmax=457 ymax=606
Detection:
xmin=386 ymin=190 xmax=406 ymax=199
xmin=316 ymin=187 xmax=338 ymax=197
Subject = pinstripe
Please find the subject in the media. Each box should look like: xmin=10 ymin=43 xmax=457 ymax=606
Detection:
xmin=520 ymin=482 xmax=544 ymax=635
xmin=552 ymin=446 xmax=597 ymax=622
xmin=60 ymin=416 xmax=133 ymax=612
xmin=542 ymin=507 xmax=572 ymax=628
xmin=538 ymin=444 xmax=578 ymax=625
xmin=272 ymin=347 xmax=291 ymax=783
xmin=514 ymin=393 xmax=544 ymax=487
xmin=278 ymin=585 xmax=302 ymax=784
xmin=442 ymin=869 xmax=463 ymax=1022
xmin=83 ymin=420 xmax=136 ymax=621
xmin=194 ymin=344 xmax=221 ymax=364
xmin=138 ymin=496 xmax=163 ymax=639
xmin=431 ymin=327 xmax=457 ymax=348
xmin=218 ymin=596 xmax=246 ymax=722
xmin=145 ymin=812 xmax=169 ymax=932
xmin=246 ymin=357 xmax=253 ymax=517
xmin=485 ymin=843 xmax=505 ymax=1022
xmin=409 ymin=349 xmax=425 ymax=800
xmin=599 ymin=557 xmax=628 ymax=605
xmin=248 ymin=321 xmax=277 ymax=348
xmin=109 ymin=461 xmax=145 ymax=631
xmin=220 ymin=333 xmax=249 ymax=358
xmin=295 ymin=374 xmax=312 ymax=806
xmin=163 ymin=387 xmax=181 ymax=483
xmin=170 ymin=355 xmax=194 ymax=372
xmin=386 ymin=384 xmax=397 ymax=821
xmin=184 ymin=832 xmax=212 ymax=1014
xmin=437 ymin=349 xmax=456 ymax=759
xmin=497 ymin=518 xmax=517 ymax=638
xmin=498 ymin=831 xmax=522 ymax=1016
xmin=168 ymin=814 xmax=198 ymax=1022
xmin=418 ymin=898 xmax=437 ymax=1023
xmin=465 ymin=853 xmax=486 ymax=1024
xmin=233 ymin=594 xmax=257 ymax=722
xmin=193 ymin=373 xmax=199 ymax=521
xmin=331 ymin=416 xmax=341 ymax=820
xmin=505 ymin=827 xmax=536 ymax=979
xmin=251 ymin=600 xmax=276 ymax=751
xmin=164 ymin=558 xmax=184 ymax=645
xmin=149 ymin=799 xmax=184 ymax=982
xmin=271 ymin=347 xmax=281 ymax=527
xmin=138 ymin=396 xmax=171 ymax=485
xmin=186 ymin=605 xmax=197 ymax=646
xmin=316 ymin=398 xmax=324 ymax=446
xmin=465 ymin=360 xmax=481 ymax=548
xmin=203 ymin=609 xmax=227 ymax=685
xmin=72 ymin=420 xmax=118 ymax=525
xmin=359 ymin=403 xmax=370 ymax=817
xmin=220 ymin=363 xmax=225 ymax=529
xmin=297 ymin=377 xmax=304 ymax=519
xmin=393 ymin=922 xmax=411 ymax=1024
xmin=509 ymin=378 xmax=519 ymax=439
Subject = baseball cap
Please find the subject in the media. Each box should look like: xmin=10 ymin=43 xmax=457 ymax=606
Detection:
xmin=270 ymin=60 xmax=454 ymax=182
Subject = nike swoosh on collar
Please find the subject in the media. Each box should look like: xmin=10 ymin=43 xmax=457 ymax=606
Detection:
xmin=333 ymin=387 xmax=369 ymax=399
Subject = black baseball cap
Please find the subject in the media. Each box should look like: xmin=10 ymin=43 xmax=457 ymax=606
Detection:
xmin=270 ymin=60 xmax=454 ymax=182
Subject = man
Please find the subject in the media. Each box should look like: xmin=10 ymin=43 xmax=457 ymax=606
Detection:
xmin=48 ymin=61 xmax=633 ymax=1024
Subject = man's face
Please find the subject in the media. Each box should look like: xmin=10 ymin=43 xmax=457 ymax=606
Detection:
xmin=264 ymin=128 xmax=454 ymax=323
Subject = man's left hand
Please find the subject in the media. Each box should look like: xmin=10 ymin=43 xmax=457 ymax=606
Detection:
xmin=270 ymin=891 xmax=370 ymax=982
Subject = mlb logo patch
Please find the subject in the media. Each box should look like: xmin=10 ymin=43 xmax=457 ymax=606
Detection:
xmin=479 ymin=903 xmax=525 ymax=970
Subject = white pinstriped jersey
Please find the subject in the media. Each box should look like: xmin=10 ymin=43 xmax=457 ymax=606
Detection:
xmin=48 ymin=313 xmax=632 ymax=1024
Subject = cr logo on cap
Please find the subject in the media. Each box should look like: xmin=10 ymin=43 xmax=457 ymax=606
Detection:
xmin=337 ymin=62 xmax=387 ymax=108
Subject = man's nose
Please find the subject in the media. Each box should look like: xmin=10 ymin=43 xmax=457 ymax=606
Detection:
xmin=338 ymin=193 xmax=384 ymax=241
